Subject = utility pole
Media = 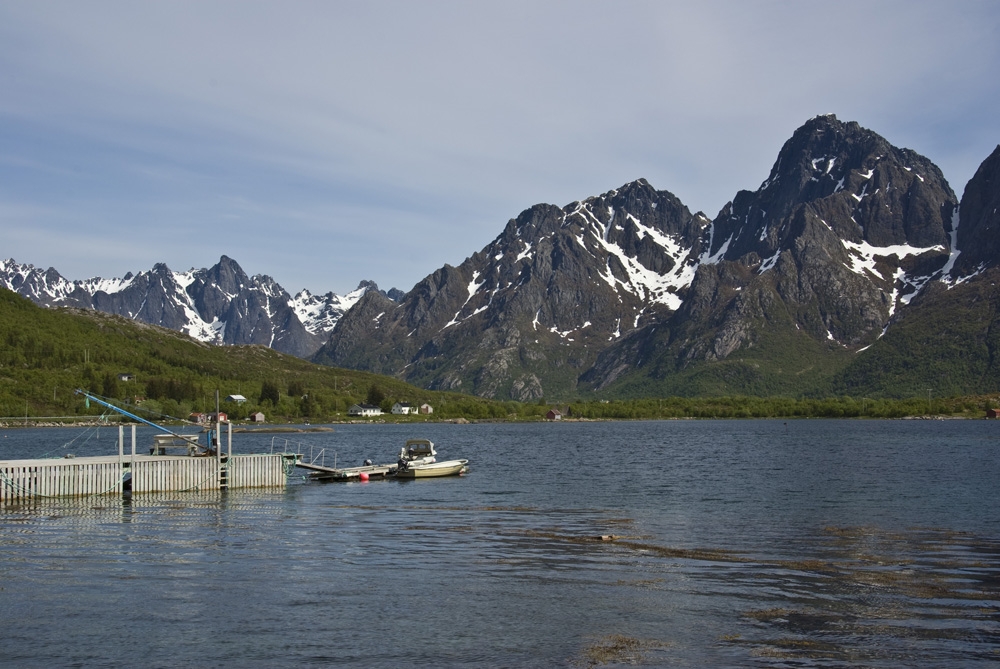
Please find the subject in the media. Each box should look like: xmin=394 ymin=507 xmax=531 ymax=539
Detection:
xmin=927 ymin=388 xmax=932 ymax=415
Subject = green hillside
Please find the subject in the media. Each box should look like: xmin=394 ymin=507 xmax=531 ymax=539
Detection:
xmin=2 ymin=287 xmax=994 ymax=423
xmin=597 ymin=315 xmax=855 ymax=399
xmin=833 ymin=268 xmax=1000 ymax=397
xmin=0 ymin=288 xmax=506 ymax=423
xmin=581 ymin=265 xmax=1000 ymax=404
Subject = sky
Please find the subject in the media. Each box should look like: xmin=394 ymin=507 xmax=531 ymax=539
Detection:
xmin=1 ymin=1 xmax=999 ymax=296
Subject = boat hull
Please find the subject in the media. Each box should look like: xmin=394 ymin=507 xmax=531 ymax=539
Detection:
xmin=395 ymin=459 xmax=469 ymax=479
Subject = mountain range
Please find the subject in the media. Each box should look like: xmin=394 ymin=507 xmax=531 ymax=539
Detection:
xmin=0 ymin=255 xmax=399 ymax=358
xmin=5 ymin=115 xmax=999 ymax=400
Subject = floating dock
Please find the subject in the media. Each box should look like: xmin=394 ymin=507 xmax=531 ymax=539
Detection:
xmin=291 ymin=442 xmax=398 ymax=481
xmin=296 ymin=460 xmax=397 ymax=481
xmin=1 ymin=424 xmax=300 ymax=505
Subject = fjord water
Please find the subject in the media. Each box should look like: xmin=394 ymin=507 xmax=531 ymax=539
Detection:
xmin=1 ymin=419 xmax=998 ymax=667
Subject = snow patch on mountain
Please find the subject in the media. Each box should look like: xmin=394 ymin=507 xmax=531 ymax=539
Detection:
xmin=290 ymin=285 xmax=367 ymax=335
xmin=940 ymin=209 xmax=962 ymax=284
xmin=841 ymin=239 xmax=944 ymax=281
xmin=442 ymin=271 xmax=484 ymax=329
xmin=577 ymin=202 xmax=697 ymax=310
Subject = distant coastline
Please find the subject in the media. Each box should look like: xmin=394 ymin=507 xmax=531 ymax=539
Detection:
xmin=0 ymin=414 xmax=979 ymax=430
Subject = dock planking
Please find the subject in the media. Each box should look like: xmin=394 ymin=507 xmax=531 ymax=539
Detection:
xmin=298 ymin=460 xmax=398 ymax=482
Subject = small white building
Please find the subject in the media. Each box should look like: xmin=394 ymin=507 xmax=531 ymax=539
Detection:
xmin=226 ymin=394 xmax=247 ymax=404
xmin=348 ymin=403 xmax=383 ymax=417
xmin=419 ymin=403 xmax=434 ymax=415
xmin=248 ymin=411 xmax=265 ymax=423
xmin=392 ymin=402 xmax=415 ymax=415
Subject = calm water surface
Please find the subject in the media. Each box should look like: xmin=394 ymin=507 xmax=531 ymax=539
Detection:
xmin=1 ymin=419 xmax=999 ymax=667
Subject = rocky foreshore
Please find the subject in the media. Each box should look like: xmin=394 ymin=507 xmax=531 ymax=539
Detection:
xmin=0 ymin=420 xmax=113 ymax=429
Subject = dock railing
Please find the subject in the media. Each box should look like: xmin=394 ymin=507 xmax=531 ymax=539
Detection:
xmin=270 ymin=438 xmax=334 ymax=469
xmin=1 ymin=425 xmax=301 ymax=504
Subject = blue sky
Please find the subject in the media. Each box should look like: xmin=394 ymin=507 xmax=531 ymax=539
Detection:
xmin=1 ymin=1 xmax=998 ymax=295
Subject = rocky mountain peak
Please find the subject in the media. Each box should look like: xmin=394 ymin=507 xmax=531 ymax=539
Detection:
xmin=713 ymin=115 xmax=955 ymax=264
xmin=314 ymin=177 xmax=705 ymax=399
xmin=582 ymin=117 xmax=967 ymax=395
xmin=354 ymin=279 xmax=404 ymax=301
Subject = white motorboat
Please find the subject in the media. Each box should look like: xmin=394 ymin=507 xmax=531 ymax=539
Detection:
xmin=395 ymin=459 xmax=469 ymax=478
xmin=395 ymin=439 xmax=469 ymax=479
xmin=398 ymin=438 xmax=438 ymax=466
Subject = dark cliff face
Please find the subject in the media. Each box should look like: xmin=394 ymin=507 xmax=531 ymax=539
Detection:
xmin=713 ymin=116 xmax=953 ymax=257
xmin=829 ymin=143 xmax=1000 ymax=397
xmin=91 ymin=263 xmax=192 ymax=329
xmin=952 ymin=145 xmax=1000 ymax=277
xmin=312 ymin=289 xmax=400 ymax=374
xmin=188 ymin=255 xmax=251 ymax=320
xmin=703 ymin=116 xmax=955 ymax=345
xmin=185 ymin=257 xmax=317 ymax=357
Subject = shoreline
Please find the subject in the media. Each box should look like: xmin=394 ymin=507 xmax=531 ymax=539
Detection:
xmin=0 ymin=414 xmax=977 ymax=430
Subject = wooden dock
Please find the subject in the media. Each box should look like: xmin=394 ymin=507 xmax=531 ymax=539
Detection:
xmin=297 ymin=460 xmax=398 ymax=481
xmin=0 ymin=424 xmax=300 ymax=504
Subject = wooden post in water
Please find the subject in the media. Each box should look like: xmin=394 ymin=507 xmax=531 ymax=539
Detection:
xmin=119 ymin=425 xmax=125 ymax=498
xmin=215 ymin=390 xmax=225 ymax=490
xmin=130 ymin=424 xmax=135 ymax=496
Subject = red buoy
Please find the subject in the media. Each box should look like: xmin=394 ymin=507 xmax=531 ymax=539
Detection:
xmin=359 ymin=472 xmax=370 ymax=482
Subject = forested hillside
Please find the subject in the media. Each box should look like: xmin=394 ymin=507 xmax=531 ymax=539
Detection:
xmin=0 ymin=288 xmax=502 ymax=422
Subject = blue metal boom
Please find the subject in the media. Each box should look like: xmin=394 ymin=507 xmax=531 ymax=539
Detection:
xmin=74 ymin=389 xmax=204 ymax=447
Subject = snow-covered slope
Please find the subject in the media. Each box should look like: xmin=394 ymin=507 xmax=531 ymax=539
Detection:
xmin=290 ymin=285 xmax=368 ymax=336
